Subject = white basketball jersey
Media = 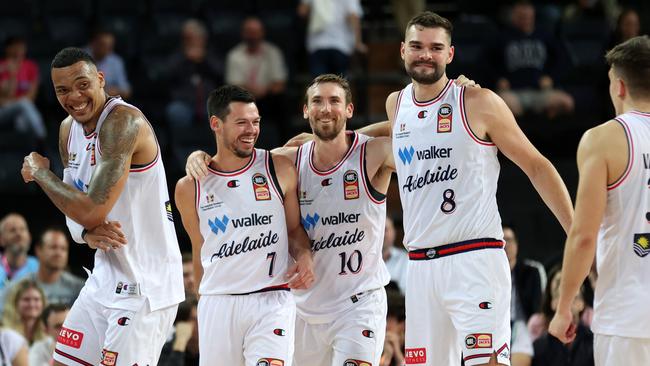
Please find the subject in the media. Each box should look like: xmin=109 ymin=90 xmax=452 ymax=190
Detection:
xmin=593 ymin=111 xmax=650 ymax=339
xmin=392 ymin=81 xmax=503 ymax=250
xmin=196 ymin=149 xmax=291 ymax=295
xmin=294 ymin=132 xmax=390 ymax=323
xmin=64 ymin=97 xmax=184 ymax=311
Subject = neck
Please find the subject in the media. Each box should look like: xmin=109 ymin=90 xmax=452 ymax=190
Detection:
xmin=212 ymin=148 xmax=254 ymax=172
xmin=312 ymin=131 xmax=351 ymax=171
xmin=37 ymin=267 xmax=62 ymax=284
xmin=6 ymin=253 xmax=25 ymax=270
xmin=412 ymin=75 xmax=449 ymax=102
xmin=23 ymin=319 xmax=36 ymax=339
xmin=246 ymin=43 xmax=262 ymax=53
xmin=81 ymin=92 xmax=109 ymax=134
xmin=621 ymin=98 xmax=650 ymax=115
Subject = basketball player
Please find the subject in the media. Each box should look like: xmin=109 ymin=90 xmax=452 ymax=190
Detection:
xmin=185 ymin=74 xmax=396 ymax=365
xmin=20 ymin=47 xmax=184 ymax=365
xmin=549 ymin=36 xmax=650 ymax=365
xmin=175 ymin=85 xmax=315 ymax=366
xmin=350 ymin=12 xmax=573 ymax=366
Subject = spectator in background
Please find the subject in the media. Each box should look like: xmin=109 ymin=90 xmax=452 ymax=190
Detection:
xmin=382 ymin=215 xmax=408 ymax=294
xmin=511 ymin=319 xmax=534 ymax=366
xmin=2 ymin=228 xmax=83 ymax=311
xmin=28 ymin=304 xmax=68 ymax=366
xmin=391 ymin=0 xmax=425 ymax=34
xmin=2 ymin=279 xmax=46 ymax=345
xmin=608 ymin=8 xmax=642 ymax=48
xmin=0 ymin=37 xmax=46 ymax=150
xmin=226 ymin=17 xmax=288 ymax=145
xmin=382 ymin=289 xmax=405 ymax=366
xmin=87 ymin=28 xmax=132 ymax=99
xmin=181 ymin=252 xmax=196 ymax=299
xmin=164 ymin=19 xmax=223 ymax=129
xmin=0 ymin=327 xmax=28 ymax=366
xmin=563 ymin=0 xmax=620 ymax=28
xmin=158 ymin=298 xmax=199 ymax=366
xmin=298 ymin=0 xmax=367 ymax=77
xmin=493 ymin=1 xmax=574 ymax=119
xmin=0 ymin=214 xmax=38 ymax=294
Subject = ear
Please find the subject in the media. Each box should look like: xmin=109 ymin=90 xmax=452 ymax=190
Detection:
xmin=97 ymin=70 xmax=106 ymax=89
xmin=303 ymin=104 xmax=308 ymax=119
xmin=400 ymin=41 xmax=406 ymax=60
xmin=617 ymin=78 xmax=627 ymax=99
xmin=346 ymin=102 xmax=354 ymax=119
xmin=209 ymin=115 xmax=221 ymax=131
xmin=447 ymin=45 xmax=455 ymax=65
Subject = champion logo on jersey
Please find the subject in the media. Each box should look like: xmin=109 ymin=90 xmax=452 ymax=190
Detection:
xmin=321 ymin=178 xmax=332 ymax=186
xmin=418 ymin=110 xmax=427 ymax=119
xmin=301 ymin=213 xmax=320 ymax=230
xmin=208 ymin=215 xmax=230 ymax=234
xmin=227 ymin=180 xmax=240 ymax=188
xmin=398 ymin=146 xmax=415 ymax=165
xmin=633 ymin=233 xmax=650 ymax=257
xmin=117 ymin=317 xmax=130 ymax=326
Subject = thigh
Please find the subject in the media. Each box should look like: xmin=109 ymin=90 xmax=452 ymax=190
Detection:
xmin=294 ymin=316 xmax=330 ymax=366
xmin=244 ymin=291 xmax=296 ymax=366
xmin=53 ymin=290 xmax=106 ymax=366
xmin=198 ymin=295 xmax=244 ymax=366
xmin=595 ymin=334 xmax=650 ymax=366
xmin=331 ymin=289 xmax=387 ymax=366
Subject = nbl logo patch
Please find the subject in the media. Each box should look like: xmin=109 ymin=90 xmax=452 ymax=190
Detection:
xmin=343 ymin=170 xmax=359 ymax=200
xmin=344 ymin=360 xmax=372 ymax=366
xmin=437 ymin=103 xmax=452 ymax=133
xmin=256 ymin=359 xmax=284 ymax=366
xmin=633 ymin=233 xmax=650 ymax=257
xmin=252 ymin=173 xmax=271 ymax=201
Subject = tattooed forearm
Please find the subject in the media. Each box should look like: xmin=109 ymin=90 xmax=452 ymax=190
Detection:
xmin=34 ymin=168 xmax=84 ymax=214
xmin=87 ymin=107 xmax=140 ymax=205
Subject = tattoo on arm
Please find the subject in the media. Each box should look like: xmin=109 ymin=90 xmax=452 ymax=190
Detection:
xmin=34 ymin=168 xmax=86 ymax=212
xmin=87 ymin=108 xmax=140 ymax=205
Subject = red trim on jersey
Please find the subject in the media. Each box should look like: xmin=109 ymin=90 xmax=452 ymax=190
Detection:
xmin=83 ymin=131 xmax=97 ymax=140
xmin=463 ymin=353 xmax=493 ymax=362
xmin=54 ymin=348 xmax=94 ymax=366
xmin=411 ymin=79 xmax=454 ymax=106
xmin=630 ymin=111 xmax=650 ymax=117
xmin=129 ymin=153 xmax=159 ymax=172
xmin=393 ymin=89 xmax=404 ymax=124
xmin=195 ymin=177 xmax=201 ymax=209
xmin=265 ymin=151 xmax=284 ymax=204
xmin=308 ymin=132 xmax=359 ymax=176
xmin=460 ymin=87 xmax=495 ymax=146
xmin=608 ymin=118 xmax=634 ymax=190
xmin=208 ymin=149 xmax=257 ymax=176
xmin=296 ymin=145 xmax=303 ymax=188
xmin=359 ymin=142 xmax=386 ymax=204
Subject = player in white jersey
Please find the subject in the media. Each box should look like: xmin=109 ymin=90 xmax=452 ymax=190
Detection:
xmin=20 ymin=47 xmax=184 ymax=366
xmin=351 ymin=12 xmax=573 ymax=366
xmin=185 ymin=75 xmax=396 ymax=365
xmin=175 ymin=85 xmax=314 ymax=366
xmin=549 ymin=36 xmax=650 ymax=365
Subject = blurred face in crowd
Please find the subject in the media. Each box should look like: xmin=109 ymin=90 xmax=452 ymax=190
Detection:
xmin=304 ymin=82 xmax=352 ymax=141
xmin=242 ymin=18 xmax=265 ymax=49
xmin=503 ymin=226 xmax=518 ymax=270
xmin=183 ymin=260 xmax=196 ymax=295
xmin=4 ymin=40 xmax=26 ymax=61
xmin=0 ymin=214 xmax=31 ymax=256
xmin=511 ymin=3 xmax=535 ymax=34
xmin=45 ymin=309 xmax=69 ymax=338
xmin=214 ymin=102 xmax=260 ymax=158
xmin=383 ymin=216 xmax=396 ymax=258
xmin=37 ymin=230 xmax=69 ymax=272
xmin=619 ymin=10 xmax=641 ymax=41
xmin=52 ymin=60 xmax=106 ymax=125
xmin=17 ymin=287 xmax=44 ymax=321
xmin=402 ymin=25 xmax=453 ymax=85
xmin=91 ymin=32 xmax=115 ymax=61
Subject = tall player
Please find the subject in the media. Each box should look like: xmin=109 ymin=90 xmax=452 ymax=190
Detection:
xmin=185 ymin=74 xmax=396 ymax=365
xmin=175 ymin=85 xmax=314 ymax=366
xmin=353 ymin=12 xmax=573 ymax=366
xmin=20 ymin=47 xmax=183 ymax=366
xmin=549 ymin=36 xmax=650 ymax=365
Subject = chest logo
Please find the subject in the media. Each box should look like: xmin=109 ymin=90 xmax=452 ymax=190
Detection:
xmin=437 ymin=103 xmax=452 ymax=133
xmin=418 ymin=110 xmax=427 ymax=119
xmin=252 ymin=173 xmax=271 ymax=201
xmin=633 ymin=233 xmax=650 ymax=258
xmin=343 ymin=170 xmax=359 ymax=200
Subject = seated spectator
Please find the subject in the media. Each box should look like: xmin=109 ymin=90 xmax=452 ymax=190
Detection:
xmin=182 ymin=252 xmax=196 ymax=299
xmin=0 ymin=214 xmax=39 ymax=293
xmin=0 ymin=37 xmax=46 ymax=150
xmin=382 ymin=216 xmax=408 ymax=294
xmin=531 ymin=266 xmax=594 ymax=366
xmin=28 ymin=303 xmax=68 ymax=366
xmin=2 ymin=279 xmax=46 ymax=345
xmin=158 ymin=298 xmax=198 ymax=366
xmin=492 ymin=1 xmax=574 ymax=119
xmin=2 ymin=228 xmax=83 ymax=311
xmin=383 ymin=289 xmax=405 ymax=366
xmin=226 ymin=17 xmax=288 ymax=145
xmin=0 ymin=327 xmax=28 ymax=366
xmin=87 ymin=28 xmax=132 ymax=99
xmin=512 ymin=319 xmax=534 ymax=366
xmin=164 ymin=19 xmax=223 ymax=129
xmin=608 ymin=8 xmax=642 ymax=48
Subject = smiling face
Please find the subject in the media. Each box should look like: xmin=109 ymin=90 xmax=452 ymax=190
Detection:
xmin=17 ymin=287 xmax=44 ymax=321
xmin=214 ymin=101 xmax=260 ymax=158
xmin=51 ymin=61 xmax=106 ymax=126
xmin=401 ymin=25 xmax=454 ymax=85
xmin=304 ymin=82 xmax=353 ymax=141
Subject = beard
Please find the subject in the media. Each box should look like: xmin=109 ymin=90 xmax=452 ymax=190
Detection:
xmin=405 ymin=61 xmax=445 ymax=85
xmin=6 ymin=242 xmax=27 ymax=257
xmin=233 ymin=145 xmax=254 ymax=158
xmin=312 ymin=119 xmax=345 ymax=141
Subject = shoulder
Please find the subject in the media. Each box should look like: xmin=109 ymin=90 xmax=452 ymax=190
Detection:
xmin=270 ymin=146 xmax=298 ymax=165
xmin=176 ymin=176 xmax=197 ymax=195
xmin=366 ymin=136 xmax=391 ymax=151
xmin=579 ymin=119 xmax=623 ymax=152
xmin=463 ymin=86 xmax=502 ymax=108
xmin=59 ymin=115 xmax=74 ymax=136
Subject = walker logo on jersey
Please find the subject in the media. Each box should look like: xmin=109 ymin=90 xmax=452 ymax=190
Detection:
xmin=643 ymin=154 xmax=650 ymax=169
xmin=273 ymin=328 xmax=286 ymax=336
xmin=101 ymin=349 xmax=118 ymax=366
xmin=465 ymin=333 xmax=492 ymax=349
xmin=633 ymin=233 xmax=650 ymax=257
xmin=321 ymin=178 xmax=332 ymax=186
xmin=344 ymin=170 xmax=359 ymax=200
xmin=418 ymin=110 xmax=428 ymax=119
xmin=165 ymin=200 xmax=173 ymax=221
xmin=208 ymin=215 xmax=230 ymax=234
xmin=437 ymin=103 xmax=452 ymax=133
xmin=117 ymin=317 xmax=130 ymax=326
xmin=227 ymin=180 xmax=240 ymax=188
xmin=362 ymin=329 xmax=374 ymax=338
xmin=404 ymin=348 xmax=427 ymax=364
xmin=256 ymin=358 xmax=284 ymax=366
xmin=73 ymin=178 xmax=88 ymax=192
xmin=252 ymin=173 xmax=271 ymax=201
xmin=302 ymin=212 xmax=361 ymax=230
xmin=301 ymin=213 xmax=320 ymax=230
xmin=57 ymin=327 xmax=84 ymax=348
xmin=398 ymin=146 xmax=415 ymax=165
xmin=344 ymin=360 xmax=371 ymax=366
xmin=479 ymin=301 xmax=492 ymax=309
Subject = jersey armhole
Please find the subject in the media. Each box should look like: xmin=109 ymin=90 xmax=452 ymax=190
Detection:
xmin=194 ymin=178 xmax=201 ymax=210
xmin=607 ymin=118 xmax=634 ymax=190
xmin=266 ymin=152 xmax=285 ymax=201
xmin=361 ymin=142 xmax=386 ymax=203
xmin=460 ymin=86 xmax=496 ymax=146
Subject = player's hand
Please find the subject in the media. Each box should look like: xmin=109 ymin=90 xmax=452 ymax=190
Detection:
xmin=286 ymin=252 xmax=315 ymax=289
xmin=21 ymin=152 xmax=50 ymax=182
xmin=284 ymin=132 xmax=313 ymax=147
xmin=455 ymin=74 xmax=480 ymax=88
xmin=548 ymin=307 xmax=577 ymax=344
xmin=84 ymin=221 xmax=127 ymax=251
xmin=185 ymin=150 xmax=211 ymax=180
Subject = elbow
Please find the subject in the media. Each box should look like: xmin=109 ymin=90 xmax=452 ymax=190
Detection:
xmin=568 ymin=231 xmax=597 ymax=252
xmin=75 ymin=209 xmax=107 ymax=229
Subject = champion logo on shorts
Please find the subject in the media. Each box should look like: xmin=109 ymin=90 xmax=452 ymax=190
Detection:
xmin=256 ymin=358 xmax=284 ymax=366
xmin=344 ymin=359 xmax=372 ymax=366
xmin=101 ymin=349 xmax=118 ymax=366
xmin=362 ymin=329 xmax=374 ymax=338
xmin=57 ymin=327 xmax=84 ymax=349
xmin=404 ymin=348 xmax=426 ymax=364
xmin=273 ymin=328 xmax=286 ymax=336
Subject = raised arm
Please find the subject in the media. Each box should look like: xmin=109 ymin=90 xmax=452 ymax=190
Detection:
xmin=468 ymin=87 xmax=573 ymax=232
xmin=175 ymin=176 xmax=205 ymax=290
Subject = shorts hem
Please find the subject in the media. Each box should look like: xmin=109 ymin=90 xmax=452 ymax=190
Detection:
xmin=53 ymin=348 xmax=94 ymax=366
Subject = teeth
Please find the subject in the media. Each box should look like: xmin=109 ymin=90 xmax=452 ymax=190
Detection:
xmin=72 ymin=102 xmax=88 ymax=111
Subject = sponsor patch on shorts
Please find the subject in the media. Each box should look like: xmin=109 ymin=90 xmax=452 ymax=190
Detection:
xmin=256 ymin=358 xmax=284 ymax=366
xmin=57 ymin=327 xmax=84 ymax=349
xmin=101 ymin=349 xmax=118 ymax=366
xmin=404 ymin=348 xmax=426 ymax=364
xmin=343 ymin=359 xmax=372 ymax=366
xmin=465 ymin=333 xmax=492 ymax=349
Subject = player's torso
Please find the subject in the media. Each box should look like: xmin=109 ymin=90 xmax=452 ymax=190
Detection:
xmin=196 ymin=149 xmax=291 ymax=295
xmin=392 ymin=81 xmax=503 ymax=250
xmin=294 ymin=133 xmax=389 ymax=322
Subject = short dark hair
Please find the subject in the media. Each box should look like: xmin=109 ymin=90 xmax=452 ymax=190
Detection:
xmin=41 ymin=303 xmax=69 ymax=326
xmin=51 ymin=47 xmax=96 ymax=69
xmin=304 ymin=74 xmax=352 ymax=105
xmin=605 ymin=35 xmax=650 ymax=97
xmin=405 ymin=11 xmax=453 ymax=42
xmin=206 ymin=85 xmax=256 ymax=121
xmin=35 ymin=227 xmax=67 ymax=249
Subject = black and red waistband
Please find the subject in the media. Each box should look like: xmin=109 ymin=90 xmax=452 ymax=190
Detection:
xmin=232 ymin=283 xmax=290 ymax=296
xmin=408 ymin=238 xmax=504 ymax=260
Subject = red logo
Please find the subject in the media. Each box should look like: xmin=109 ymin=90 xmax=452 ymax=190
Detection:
xmin=465 ymin=333 xmax=492 ymax=349
xmin=101 ymin=349 xmax=118 ymax=366
xmin=57 ymin=327 xmax=84 ymax=349
xmin=418 ymin=110 xmax=427 ymax=119
xmin=405 ymin=348 xmax=426 ymax=364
